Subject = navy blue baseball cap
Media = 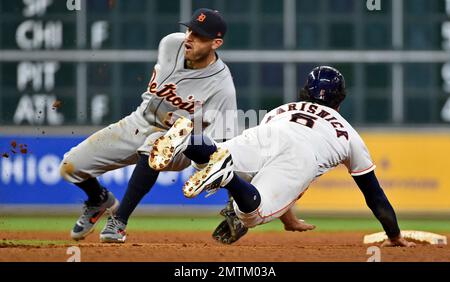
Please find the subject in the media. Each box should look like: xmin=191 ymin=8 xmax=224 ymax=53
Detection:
xmin=180 ymin=8 xmax=227 ymax=39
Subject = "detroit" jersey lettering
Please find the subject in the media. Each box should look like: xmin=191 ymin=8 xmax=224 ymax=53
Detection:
xmin=139 ymin=33 xmax=237 ymax=140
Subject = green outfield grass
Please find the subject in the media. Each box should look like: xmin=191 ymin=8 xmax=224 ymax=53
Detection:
xmin=0 ymin=239 xmax=73 ymax=246
xmin=1 ymin=215 xmax=450 ymax=233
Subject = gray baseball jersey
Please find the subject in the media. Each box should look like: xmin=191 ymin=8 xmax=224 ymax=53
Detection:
xmin=60 ymin=32 xmax=238 ymax=183
xmin=139 ymin=33 xmax=237 ymax=140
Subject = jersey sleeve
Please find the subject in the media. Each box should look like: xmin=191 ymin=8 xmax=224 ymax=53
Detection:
xmin=343 ymin=130 xmax=376 ymax=176
xmin=201 ymin=78 xmax=238 ymax=141
xmin=260 ymin=108 xmax=278 ymax=124
xmin=156 ymin=32 xmax=185 ymax=67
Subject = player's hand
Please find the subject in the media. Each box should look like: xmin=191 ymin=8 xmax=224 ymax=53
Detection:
xmin=284 ymin=219 xmax=316 ymax=232
xmin=279 ymin=208 xmax=316 ymax=232
xmin=381 ymin=235 xmax=416 ymax=248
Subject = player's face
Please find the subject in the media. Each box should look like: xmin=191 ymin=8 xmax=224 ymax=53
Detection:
xmin=184 ymin=29 xmax=222 ymax=63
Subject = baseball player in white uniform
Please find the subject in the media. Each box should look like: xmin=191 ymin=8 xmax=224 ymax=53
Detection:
xmin=150 ymin=66 xmax=415 ymax=247
xmin=60 ymin=8 xmax=238 ymax=243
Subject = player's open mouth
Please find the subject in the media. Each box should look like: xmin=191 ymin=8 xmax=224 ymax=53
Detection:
xmin=185 ymin=43 xmax=193 ymax=51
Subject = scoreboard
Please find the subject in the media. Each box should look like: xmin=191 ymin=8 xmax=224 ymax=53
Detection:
xmin=0 ymin=0 xmax=450 ymax=126
xmin=1 ymin=1 xmax=76 ymax=126
xmin=0 ymin=0 xmax=176 ymax=126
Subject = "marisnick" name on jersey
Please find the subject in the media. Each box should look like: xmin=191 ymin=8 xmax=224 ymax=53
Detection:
xmin=265 ymin=102 xmax=349 ymax=140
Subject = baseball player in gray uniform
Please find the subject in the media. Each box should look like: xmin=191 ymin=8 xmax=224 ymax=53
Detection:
xmin=149 ymin=66 xmax=415 ymax=248
xmin=60 ymin=8 xmax=238 ymax=243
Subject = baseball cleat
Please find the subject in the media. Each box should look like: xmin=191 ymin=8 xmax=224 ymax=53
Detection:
xmin=99 ymin=216 xmax=127 ymax=243
xmin=149 ymin=117 xmax=193 ymax=171
xmin=183 ymin=147 xmax=234 ymax=198
xmin=70 ymin=191 xmax=119 ymax=241
xmin=212 ymin=197 xmax=249 ymax=244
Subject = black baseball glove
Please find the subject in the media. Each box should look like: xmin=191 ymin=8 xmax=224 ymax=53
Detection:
xmin=212 ymin=197 xmax=248 ymax=244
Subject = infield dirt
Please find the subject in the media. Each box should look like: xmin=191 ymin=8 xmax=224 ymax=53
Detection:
xmin=1 ymin=230 xmax=449 ymax=262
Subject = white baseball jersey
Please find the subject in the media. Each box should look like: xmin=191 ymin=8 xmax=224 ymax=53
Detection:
xmin=261 ymin=101 xmax=375 ymax=177
xmin=220 ymin=101 xmax=375 ymax=227
xmin=61 ymin=33 xmax=238 ymax=183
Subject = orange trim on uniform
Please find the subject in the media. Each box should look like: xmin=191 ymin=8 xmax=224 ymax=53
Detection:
xmin=256 ymin=188 xmax=309 ymax=219
xmin=350 ymin=164 xmax=376 ymax=175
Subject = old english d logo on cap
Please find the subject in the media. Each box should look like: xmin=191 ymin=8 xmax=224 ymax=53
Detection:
xmin=197 ymin=13 xmax=206 ymax=22
xmin=180 ymin=8 xmax=227 ymax=39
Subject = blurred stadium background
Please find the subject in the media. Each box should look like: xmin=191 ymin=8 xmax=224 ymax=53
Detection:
xmin=1 ymin=0 xmax=450 ymax=234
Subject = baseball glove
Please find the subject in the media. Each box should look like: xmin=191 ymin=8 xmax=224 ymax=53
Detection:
xmin=212 ymin=197 xmax=248 ymax=244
